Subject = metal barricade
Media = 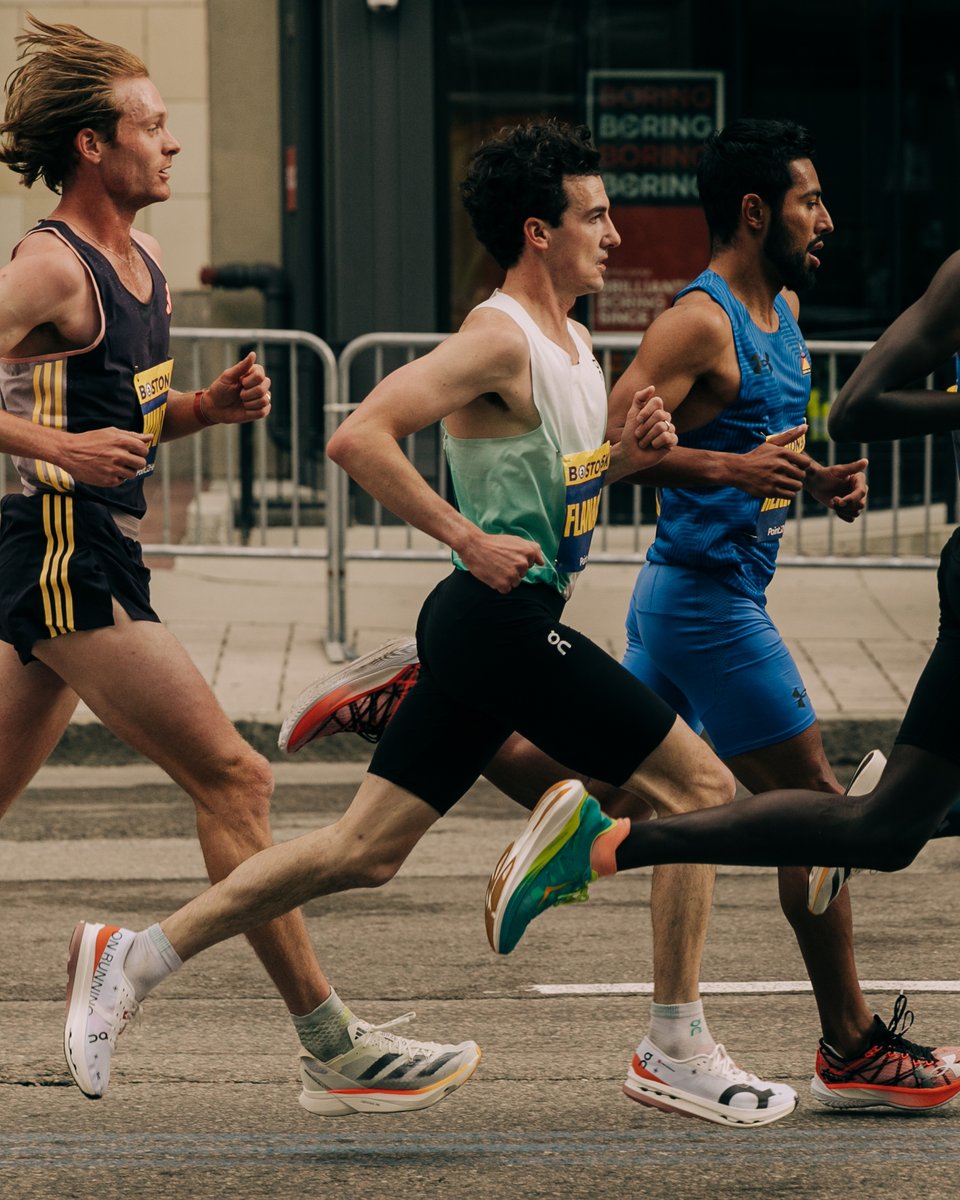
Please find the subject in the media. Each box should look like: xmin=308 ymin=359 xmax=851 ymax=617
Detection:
xmin=158 ymin=327 xmax=341 ymax=645
xmin=0 ymin=327 xmax=341 ymax=644
xmin=329 ymin=332 xmax=956 ymax=648
xmin=588 ymin=336 xmax=953 ymax=570
xmin=2 ymin=325 xmax=948 ymax=657
xmin=330 ymin=334 xmax=447 ymax=652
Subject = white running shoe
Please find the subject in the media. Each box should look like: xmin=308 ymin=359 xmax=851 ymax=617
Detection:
xmin=807 ymin=748 xmax=887 ymax=916
xmin=298 ymin=1011 xmax=481 ymax=1115
xmin=279 ymin=638 xmax=420 ymax=753
xmin=64 ymin=922 xmax=140 ymax=1100
xmin=623 ymin=1037 xmax=798 ymax=1127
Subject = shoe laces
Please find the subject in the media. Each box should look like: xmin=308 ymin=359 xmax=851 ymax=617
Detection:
xmin=333 ymin=671 xmax=417 ymax=743
xmin=351 ymin=1011 xmax=442 ymax=1059
xmin=703 ymin=1043 xmax=759 ymax=1085
xmin=879 ymin=992 xmax=939 ymax=1066
xmin=90 ymin=986 xmax=140 ymax=1048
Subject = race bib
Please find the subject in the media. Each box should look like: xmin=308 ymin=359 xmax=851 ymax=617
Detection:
xmin=133 ymin=357 xmax=173 ymax=475
xmin=556 ymin=441 xmax=610 ymax=573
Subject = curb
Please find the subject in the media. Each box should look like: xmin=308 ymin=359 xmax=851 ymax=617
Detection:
xmin=47 ymin=722 xmax=372 ymax=766
xmin=48 ymin=716 xmax=902 ymax=769
xmin=819 ymin=719 xmax=902 ymax=767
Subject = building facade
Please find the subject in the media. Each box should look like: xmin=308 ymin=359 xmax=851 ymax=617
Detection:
xmin=0 ymin=0 xmax=955 ymax=345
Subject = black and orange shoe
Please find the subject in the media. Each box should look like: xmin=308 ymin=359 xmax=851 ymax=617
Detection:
xmin=278 ymin=638 xmax=420 ymax=752
xmin=811 ymin=993 xmax=960 ymax=1110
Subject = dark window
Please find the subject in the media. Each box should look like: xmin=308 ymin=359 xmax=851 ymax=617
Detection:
xmin=438 ymin=0 xmax=960 ymax=337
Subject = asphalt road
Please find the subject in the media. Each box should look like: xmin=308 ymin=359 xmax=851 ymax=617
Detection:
xmin=2 ymin=763 xmax=959 ymax=1200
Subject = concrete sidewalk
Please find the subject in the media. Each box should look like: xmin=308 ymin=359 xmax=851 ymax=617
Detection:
xmin=54 ymin=549 xmax=942 ymax=767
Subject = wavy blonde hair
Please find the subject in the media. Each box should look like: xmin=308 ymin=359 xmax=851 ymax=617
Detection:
xmin=0 ymin=14 xmax=148 ymax=193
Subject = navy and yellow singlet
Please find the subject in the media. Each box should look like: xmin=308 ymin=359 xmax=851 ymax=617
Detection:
xmin=0 ymin=218 xmax=173 ymax=524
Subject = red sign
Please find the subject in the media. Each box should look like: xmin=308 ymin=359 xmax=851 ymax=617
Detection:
xmin=587 ymin=71 xmax=724 ymax=332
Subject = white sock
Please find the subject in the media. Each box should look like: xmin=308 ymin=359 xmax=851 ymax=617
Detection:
xmin=123 ymin=924 xmax=183 ymax=1001
xmin=648 ymin=999 xmax=715 ymax=1059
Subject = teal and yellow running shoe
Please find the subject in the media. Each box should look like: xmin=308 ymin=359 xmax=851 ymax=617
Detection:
xmin=485 ymin=780 xmax=617 ymax=954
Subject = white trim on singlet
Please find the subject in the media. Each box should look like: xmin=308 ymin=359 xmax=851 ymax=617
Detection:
xmin=0 ymin=225 xmax=107 ymax=363
xmin=476 ymin=290 xmax=607 ymax=458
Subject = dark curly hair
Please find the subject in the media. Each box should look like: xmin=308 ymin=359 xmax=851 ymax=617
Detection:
xmin=0 ymin=15 xmax=148 ymax=193
xmin=460 ymin=120 xmax=601 ymax=269
xmin=697 ymin=119 xmax=815 ymax=247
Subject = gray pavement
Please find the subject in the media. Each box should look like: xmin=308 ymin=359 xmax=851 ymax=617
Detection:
xmin=57 ymin=549 xmax=942 ymax=765
xmin=6 ymin=550 xmax=959 ymax=1199
xmin=4 ymin=763 xmax=960 ymax=1200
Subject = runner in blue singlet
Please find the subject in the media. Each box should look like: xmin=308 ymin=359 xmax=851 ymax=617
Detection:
xmin=627 ymin=266 xmax=819 ymax=756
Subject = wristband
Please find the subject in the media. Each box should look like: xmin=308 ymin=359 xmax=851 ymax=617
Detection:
xmin=194 ymin=390 xmax=216 ymax=426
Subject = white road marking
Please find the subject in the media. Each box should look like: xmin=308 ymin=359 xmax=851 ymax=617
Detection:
xmin=530 ymin=980 xmax=960 ymax=995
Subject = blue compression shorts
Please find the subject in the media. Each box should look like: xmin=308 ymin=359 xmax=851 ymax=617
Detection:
xmin=622 ymin=562 xmax=817 ymax=760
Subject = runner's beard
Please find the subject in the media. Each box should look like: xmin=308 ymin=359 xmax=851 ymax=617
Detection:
xmin=765 ymin=212 xmax=818 ymax=293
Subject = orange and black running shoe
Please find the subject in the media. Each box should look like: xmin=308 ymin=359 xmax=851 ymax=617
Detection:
xmin=278 ymin=638 xmax=420 ymax=752
xmin=811 ymin=993 xmax=960 ymax=1110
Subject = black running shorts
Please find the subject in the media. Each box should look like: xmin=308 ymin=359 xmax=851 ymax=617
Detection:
xmin=369 ymin=568 xmax=677 ymax=814
xmin=896 ymin=526 xmax=960 ymax=767
xmin=0 ymin=493 xmax=160 ymax=664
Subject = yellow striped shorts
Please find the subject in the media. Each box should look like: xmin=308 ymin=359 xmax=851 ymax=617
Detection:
xmin=0 ymin=493 xmax=159 ymax=664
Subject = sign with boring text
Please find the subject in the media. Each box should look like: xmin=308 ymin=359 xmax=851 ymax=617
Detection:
xmin=587 ymin=70 xmax=724 ymax=332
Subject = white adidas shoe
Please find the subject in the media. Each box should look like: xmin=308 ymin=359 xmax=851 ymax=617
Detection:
xmin=298 ymin=1010 xmax=480 ymax=1115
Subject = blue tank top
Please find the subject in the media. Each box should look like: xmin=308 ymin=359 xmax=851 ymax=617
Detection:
xmin=0 ymin=219 xmax=173 ymax=522
xmin=646 ymin=268 xmax=811 ymax=603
